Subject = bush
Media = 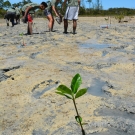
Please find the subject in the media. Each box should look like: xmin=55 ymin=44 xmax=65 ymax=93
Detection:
xmin=0 ymin=8 xmax=6 ymax=18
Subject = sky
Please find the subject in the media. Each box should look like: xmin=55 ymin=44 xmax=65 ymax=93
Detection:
xmin=9 ymin=0 xmax=135 ymax=10
xmin=85 ymin=0 xmax=135 ymax=9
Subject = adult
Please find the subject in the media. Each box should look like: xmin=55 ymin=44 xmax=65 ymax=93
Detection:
xmin=22 ymin=2 xmax=47 ymax=35
xmin=44 ymin=0 xmax=62 ymax=32
xmin=15 ymin=7 xmax=20 ymax=24
xmin=62 ymin=0 xmax=80 ymax=34
xmin=5 ymin=8 xmax=16 ymax=27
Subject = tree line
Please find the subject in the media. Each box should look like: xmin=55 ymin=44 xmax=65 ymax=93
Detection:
xmin=0 ymin=0 xmax=135 ymax=17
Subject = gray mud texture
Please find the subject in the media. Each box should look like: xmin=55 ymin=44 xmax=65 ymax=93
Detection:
xmin=0 ymin=17 xmax=135 ymax=135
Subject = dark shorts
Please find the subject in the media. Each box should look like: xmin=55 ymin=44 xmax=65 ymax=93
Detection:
xmin=44 ymin=9 xmax=52 ymax=16
xmin=6 ymin=12 xmax=16 ymax=22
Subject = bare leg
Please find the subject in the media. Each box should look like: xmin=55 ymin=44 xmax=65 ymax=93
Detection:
xmin=64 ymin=19 xmax=68 ymax=33
xmin=6 ymin=18 xmax=9 ymax=26
xmin=47 ymin=15 xmax=54 ymax=31
xmin=11 ymin=19 xmax=14 ymax=27
xmin=10 ymin=15 xmax=15 ymax=27
xmin=27 ymin=22 xmax=33 ymax=35
xmin=73 ymin=19 xmax=77 ymax=34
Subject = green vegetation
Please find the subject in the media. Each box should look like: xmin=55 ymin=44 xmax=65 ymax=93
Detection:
xmin=0 ymin=0 xmax=32 ymax=18
xmin=115 ymin=15 xmax=124 ymax=23
xmin=0 ymin=0 xmax=135 ymax=18
xmin=0 ymin=8 xmax=6 ymax=18
xmin=78 ymin=8 xmax=135 ymax=16
xmin=56 ymin=73 xmax=87 ymax=135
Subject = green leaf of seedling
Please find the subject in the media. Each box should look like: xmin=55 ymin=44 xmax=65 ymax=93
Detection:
xmin=71 ymin=73 xmax=82 ymax=94
xmin=75 ymin=88 xmax=87 ymax=99
xmin=55 ymin=91 xmax=65 ymax=96
xmin=75 ymin=116 xmax=82 ymax=123
xmin=55 ymin=92 xmax=72 ymax=99
xmin=56 ymin=85 xmax=72 ymax=95
xmin=64 ymin=94 xmax=73 ymax=99
xmin=19 ymin=33 xmax=23 ymax=36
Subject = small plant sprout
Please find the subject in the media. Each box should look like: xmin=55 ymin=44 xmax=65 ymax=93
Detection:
xmin=19 ymin=33 xmax=26 ymax=46
xmin=115 ymin=14 xmax=124 ymax=23
xmin=104 ymin=17 xmax=109 ymax=23
xmin=56 ymin=73 xmax=87 ymax=135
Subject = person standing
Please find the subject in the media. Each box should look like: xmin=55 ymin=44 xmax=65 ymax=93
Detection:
xmin=44 ymin=0 xmax=62 ymax=32
xmin=15 ymin=7 xmax=20 ymax=24
xmin=62 ymin=0 xmax=80 ymax=34
xmin=21 ymin=2 xmax=47 ymax=35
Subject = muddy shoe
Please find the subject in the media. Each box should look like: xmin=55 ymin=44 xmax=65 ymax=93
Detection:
xmin=73 ymin=32 xmax=77 ymax=35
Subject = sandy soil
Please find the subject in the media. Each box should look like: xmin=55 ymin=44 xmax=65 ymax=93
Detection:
xmin=0 ymin=16 xmax=135 ymax=135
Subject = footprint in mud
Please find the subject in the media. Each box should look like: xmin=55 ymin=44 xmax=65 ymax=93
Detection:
xmin=89 ymin=62 xmax=113 ymax=69
xmin=0 ymin=66 xmax=21 ymax=82
xmin=87 ymin=78 xmax=121 ymax=97
xmin=32 ymin=129 xmax=49 ymax=135
xmin=88 ymin=78 xmax=106 ymax=97
xmin=91 ymin=107 xmax=135 ymax=135
xmin=30 ymin=52 xmax=41 ymax=59
xmin=17 ymin=45 xmax=25 ymax=49
xmin=2 ymin=66 xmax=21 ymax=72
xmin=32 ymin=79 xmax=60 ymax=99
xmin=0 ymin=70 xmax=10 ymax=82
xmin=102 ymin=50 xmax=108 ymax=56
xmin=86 ymin=128 xmax=133 ymax=135
xmin=66 ymin=61 xmax=82 ymax=65
xmin=95 ymin=107 xmax=135 ymax=121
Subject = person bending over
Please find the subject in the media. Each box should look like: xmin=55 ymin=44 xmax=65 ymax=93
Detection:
xmin=15 ymin=7 xmax=20 ymax=24
xmin=44 ymin=0 xmax=62 ymax=32
xmin=62 ymin=0 xmax=80 ymax=34
xmin=22 ymin=2 xmax=47 ymax=35
xmin=5 ymin=8 xmax=16 ymax=27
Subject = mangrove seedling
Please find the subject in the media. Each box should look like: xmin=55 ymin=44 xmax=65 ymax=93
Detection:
xmin=104 ymin=17 xmax=109 ymax=23
xmin=19 ymin=33 xmax=26 ymax=46
xmin=115 ymin=15 xmax=124 ymax=23
xmin=56 ymin=73 xmax=87 ymax=135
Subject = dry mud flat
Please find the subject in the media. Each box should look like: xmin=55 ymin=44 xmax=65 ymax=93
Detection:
xmin=0 ymin=17 xmax=135 ymax=135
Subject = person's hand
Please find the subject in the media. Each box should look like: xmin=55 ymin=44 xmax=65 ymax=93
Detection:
xmin=60 ymin=15 xmax=63 ymax=22
xmin=21 ymin=16 xmax=27 ymax=23
xmin=78 ymin=8 xmax=80 ymax=15
xmin=21 ymin=16 xmax=25 ymax=23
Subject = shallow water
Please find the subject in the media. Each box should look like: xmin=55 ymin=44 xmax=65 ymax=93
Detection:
xmin=79 ymin=43 xmax=114 ymax=49
xmin=87 ymin=78 xmax=107 ymax=97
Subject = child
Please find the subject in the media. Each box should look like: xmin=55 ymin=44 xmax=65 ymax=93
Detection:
xmin=22 ymin=2 xmax=47 ymax=35
xmin=44 ymin=0 xmax=63 ymax=32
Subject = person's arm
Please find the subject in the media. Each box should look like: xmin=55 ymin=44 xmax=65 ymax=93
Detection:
xmin=52 ymin=6 xmax=59 ymax=17
xmin=62 ymin=0 xmax=67 ymax=11
xmin=23 ymin=6 xmax=33 ymax=18
xmin=78 ymin=0 xmax=80 ymax=7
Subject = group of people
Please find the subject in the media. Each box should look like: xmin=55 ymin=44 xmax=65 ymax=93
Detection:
xmin=4 ymin=0 xmax=80 ymax=35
